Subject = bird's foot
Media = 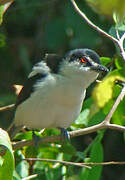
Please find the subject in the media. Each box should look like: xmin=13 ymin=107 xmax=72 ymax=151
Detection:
xmin=32 ymin=131 xmax=41 ymax=147
xmin=59 ymin=128 xmax=70 ymax=142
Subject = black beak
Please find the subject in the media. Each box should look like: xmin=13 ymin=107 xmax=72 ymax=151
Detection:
xmin=91 ymin=64 xmax=109 ymax=73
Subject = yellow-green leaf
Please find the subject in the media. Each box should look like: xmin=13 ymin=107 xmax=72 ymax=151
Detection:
xmin=92 ymin=70 xmax=125 ymax=108
xmin=86 ymin=0 xmax=125 ymax=22
xmin=0 ymin=1 xmax=13 ymax=25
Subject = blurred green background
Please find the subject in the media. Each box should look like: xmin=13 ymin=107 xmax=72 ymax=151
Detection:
xmin=0 ymin=0 xmax=125 ymax=180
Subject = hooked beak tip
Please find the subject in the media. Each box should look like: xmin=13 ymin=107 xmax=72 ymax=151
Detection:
xmin=91 ymin=65 xmax=109 ymax=73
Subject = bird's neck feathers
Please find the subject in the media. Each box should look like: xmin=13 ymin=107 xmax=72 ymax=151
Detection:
xmin=59 ymin=61 xmax=99 ymax=89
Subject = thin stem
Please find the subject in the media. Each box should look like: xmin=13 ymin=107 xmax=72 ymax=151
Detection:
xmin=0 ymin=104 xmax=15 ymax=111
xmin=22 ymin=174 xmax=38 ymax=180
xmin=70 ymin=0 xmax=118 ymax=44
xmin=70 ymin=0 xmax=125 ymax=62
xmin=24 ymin=158 xmax=125 ymax=166
xmin=117 ymin=41 xmax=125 ymax=61
xmin=24 ymin=158 xmax=91 ymax=169
xmin=0 ymin=0 xmax=13 ymax=6
xmin=70 ymin=122 xmax=105 ymax=137
xmin=103 ymin=84 xmax=125 ymax=124
xmin=117 ymin=32 xmax=125 ymax=61
xmin=116 ymin=29 xmax=120 ymax=40
xmin=120 ymin=32 xmax=125 ymax=45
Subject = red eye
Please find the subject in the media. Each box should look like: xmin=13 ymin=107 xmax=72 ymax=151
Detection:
xmin=81 ymin=57 xmax=87 ymax=63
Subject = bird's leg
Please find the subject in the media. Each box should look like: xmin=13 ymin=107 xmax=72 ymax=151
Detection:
xmin=59 ymin=128 xmax=70 ymax=141
xmin=32 ymin=131 xmax=41 ymax=147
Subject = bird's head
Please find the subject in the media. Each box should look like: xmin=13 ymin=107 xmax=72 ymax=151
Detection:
xmin=59 ymin=48 xmax=109 ymax=88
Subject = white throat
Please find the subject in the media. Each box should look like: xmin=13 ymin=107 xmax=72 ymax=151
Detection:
xmin=59 ymin=61 xmax=99 ymax=89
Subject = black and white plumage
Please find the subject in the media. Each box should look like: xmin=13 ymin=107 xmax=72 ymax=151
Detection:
xmin=8 ymin=48 xmax=108 ymax=139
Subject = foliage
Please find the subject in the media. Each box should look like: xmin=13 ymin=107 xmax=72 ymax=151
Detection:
xmin=0 ymin=0 xmax=125 ymax=180
xmin=0 ymin=128 xmax=14 ymax=180
xmin=86 ymin=0 xmax=125 ymax=23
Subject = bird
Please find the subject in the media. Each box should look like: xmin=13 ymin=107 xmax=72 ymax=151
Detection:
xmin=8 ymin=48 xmax=108 ymax=140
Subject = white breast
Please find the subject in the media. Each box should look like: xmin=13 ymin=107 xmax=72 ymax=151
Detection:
xmin=14 ymin=74 xmax=86 ymax=129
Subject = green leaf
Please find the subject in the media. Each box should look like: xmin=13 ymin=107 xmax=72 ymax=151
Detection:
xmin=109 ymin=26 xmax=118 ymax=39
xmin=116 ymin=24 xmax=125 ymax=31
xmin=72 ymin=109 xmax=90 ymax=129
xmin=102 ymin=99 xmax=114 ymax=115
xmin=88 ymin=110 xmax=105 ymax=126
xmin=87 ymin=142 xmax=103 ymax=180
xmin=0 ymin=5 xmax=4 ymax=24
xmin=112 ymin=96 xmax=125 ymax=125
xmin=12 ymin=170 xmax=21 ymax=180
xmin=14 ymin=131 xmax=32 ymax=141
xmin=16 ymin=161 xmax=29 ymax=179
xmin=115 ymin=56 xmax=125 ymax=70
xmin=0 ymin=128 xmax=14 ymax=180
xmin=100 ymin=57 xmax=111 ymax=66
xmin=86 ymin=0 xmax=125 ymax=23
xmin=83 ymin=97 xmax=93 ymax=110
xmin=109 ymin=26 xmax=125 ymax=49
xmin=81 ymin=132 xmax=104 ymax=180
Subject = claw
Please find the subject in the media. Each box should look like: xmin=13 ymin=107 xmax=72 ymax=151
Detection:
xmin=59 ymin=128 xmax=70 ymax=141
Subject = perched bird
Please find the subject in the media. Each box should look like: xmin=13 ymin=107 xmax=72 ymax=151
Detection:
xmin=8 ymin=48 xmax=108 ymax=139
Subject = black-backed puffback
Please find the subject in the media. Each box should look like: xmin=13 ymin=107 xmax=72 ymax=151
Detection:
xmin=8 ymin=48 xmax=108 ymax=139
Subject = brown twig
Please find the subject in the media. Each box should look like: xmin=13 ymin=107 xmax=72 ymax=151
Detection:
xmin=24 ymin=158 xmax=91 ymax=169
xmin=0 ymin=0 xmax=13 ymax=6
xmin=0 ymin=104 xmax=15 ymax=111
xmin=70 ymin=0 xmax=125 ymax=62
xmin=22 ymin=174 xmax=38 ymax=180
xmin=24 ymin=158 xmax=125 ymax=167
xmin=70 ymin=0 xmax=118 ymax=44
xmin=102 ymin=84 xmax=125 ymax=124
xmin=117 ymin=32 xmax=125 ymax=61
xmin=82 ymin=161 xmax=125 ymax=166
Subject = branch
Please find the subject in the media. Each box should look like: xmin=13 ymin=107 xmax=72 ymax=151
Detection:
xmin=24 ymin=158 xmax=125 ymax=167
xmin=24 ymin=158 xmax=91 ymax=169
xmin=22 ymin=174 xmax=38 ymax=180
xmin=70 ymin=0 xmax=118 ymax=44
xmin=0 ymin=104 xmax=15 ymax=111
xmin=83 ymin=161 xmax=125 ymax=166
xmin=70 ymin=0 xmax=125 ymax=62
xmin=117 ymin=33 xmax=125 ymax=61
xmin=102 ymin=84 xmax=125 ymax=124
xmin=12 ymin=123 xmax=125 ymax=150
xmin=0 ymin=0 xmax=13 ymax=6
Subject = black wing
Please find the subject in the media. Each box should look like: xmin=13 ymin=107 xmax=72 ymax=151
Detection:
xmin=15 ymin=73 xmax=47 ymax=108
xmin=44 ymin=53 xmax=63 ymax=73
xmin=16 ymin=53 xmax=62 ymax=107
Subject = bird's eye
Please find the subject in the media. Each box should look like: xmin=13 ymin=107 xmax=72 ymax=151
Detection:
xmin=80 ymin=57 xmax=88 ymax=63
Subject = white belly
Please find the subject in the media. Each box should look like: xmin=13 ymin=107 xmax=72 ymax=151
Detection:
xmin=14 ymin=75 xmax=86 ymax=129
